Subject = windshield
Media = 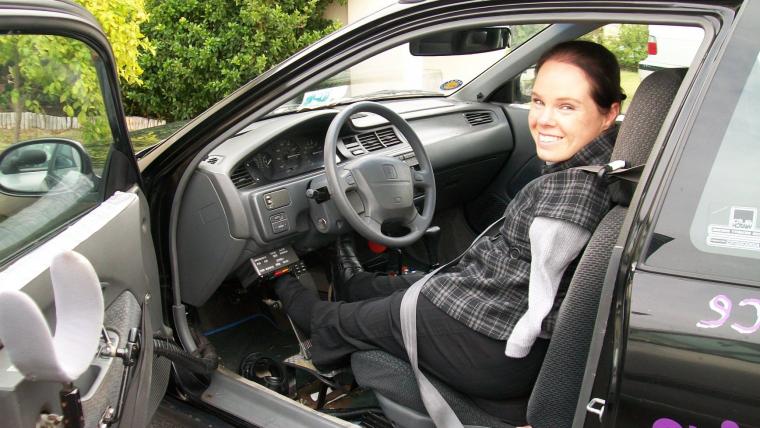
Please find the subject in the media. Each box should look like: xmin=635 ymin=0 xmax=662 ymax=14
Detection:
xmin=270 ymin=24 xmax=547 ymax=115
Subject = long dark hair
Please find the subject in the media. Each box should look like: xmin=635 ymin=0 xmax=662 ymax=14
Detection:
xmin=536 ymin=40 xmax=626 ymax=111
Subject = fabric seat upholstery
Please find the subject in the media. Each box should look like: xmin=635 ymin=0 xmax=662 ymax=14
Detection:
xmin=351 ymin=67 xmax=687 ymax=428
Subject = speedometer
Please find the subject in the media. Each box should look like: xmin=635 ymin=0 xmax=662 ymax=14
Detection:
xmin=303 ymin=137 xmax=324 ymax=168
xmin=272 ymin=139 xmax=301 ymax=177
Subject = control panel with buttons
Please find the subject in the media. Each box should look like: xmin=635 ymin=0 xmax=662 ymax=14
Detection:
xmin=250 ymin=246 xmax=306 ymax=279
xmin=269 ymin=212 xmax=290 ymax=234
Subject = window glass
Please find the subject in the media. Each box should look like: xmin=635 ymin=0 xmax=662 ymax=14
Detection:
xmin=689 ymin=53 xmax=760 ymax=258
xmin=0 ymin=34 xmax=112 ymax=264
xmin=644 ymin=45 xmax=760 ymax=283
xmin=270 ymin=24 xmax=547 ymax=115
xmin=514 ymin=24 xmax=704 ymax=114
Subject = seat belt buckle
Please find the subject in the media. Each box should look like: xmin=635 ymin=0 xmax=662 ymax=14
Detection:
xmin=599 ymin=160 xmax=628 ymax=177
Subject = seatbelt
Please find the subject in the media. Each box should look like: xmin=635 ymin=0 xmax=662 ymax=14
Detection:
xmin=575 ymin=161 xmax=645 ymax=207
xmin=399 ymin=217 xmax=504 ymax=428
xmin=574 ymin=160 xmax=644 ymax=183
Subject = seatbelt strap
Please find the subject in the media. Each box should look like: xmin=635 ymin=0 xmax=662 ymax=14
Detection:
xmin=574 ymin=160 xmax=645 ymax=183
xmin=399 ymin=217 xmax=504 ymax=428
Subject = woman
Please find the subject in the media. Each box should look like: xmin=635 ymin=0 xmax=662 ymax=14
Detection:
xmin=275 ymin=40 xmax=624 ymax=400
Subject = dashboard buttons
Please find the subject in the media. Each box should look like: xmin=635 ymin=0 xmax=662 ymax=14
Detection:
xmin=272 ymin=220 xmax=289 ymax=234
xmin=270 ymin=212 xmax=289 ymax=234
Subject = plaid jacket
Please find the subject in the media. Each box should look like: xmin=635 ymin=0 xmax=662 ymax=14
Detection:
xmin=421 ymin=126 xmax=617 ymax=341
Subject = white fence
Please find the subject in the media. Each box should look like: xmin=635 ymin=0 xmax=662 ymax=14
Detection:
xmin=0 ymin=112 xmax=165 ymax=131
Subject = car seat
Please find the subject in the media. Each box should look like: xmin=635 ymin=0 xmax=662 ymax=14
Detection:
xmin=350 ymin=67 xmax=688 ymax=428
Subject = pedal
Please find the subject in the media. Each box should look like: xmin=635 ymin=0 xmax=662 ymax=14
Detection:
xmin=282 ymin=352 xmax=343 ymax=388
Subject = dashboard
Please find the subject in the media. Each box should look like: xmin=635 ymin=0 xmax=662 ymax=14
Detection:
xmin=177 ymin=98 xmax=515 ymax=306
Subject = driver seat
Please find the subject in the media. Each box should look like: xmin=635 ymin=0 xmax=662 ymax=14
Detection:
xmin=351 ymin=67 xmax=687 ymax=427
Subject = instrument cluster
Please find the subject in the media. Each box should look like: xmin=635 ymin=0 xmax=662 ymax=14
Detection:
xmin=243 ymin=134 xmax=326 ymax=185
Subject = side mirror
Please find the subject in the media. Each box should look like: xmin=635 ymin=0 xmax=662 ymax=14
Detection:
xmin=0 ymin=138 xmax=94 ymax=194
xmin=410 ymin=27 xmax=511 ymax=56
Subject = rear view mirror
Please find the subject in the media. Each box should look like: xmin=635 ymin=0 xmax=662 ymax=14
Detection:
xmin=0 ymin=138 xmax=94 ymax=194
xmin=410 ymin=27 xmax=511 ymax=56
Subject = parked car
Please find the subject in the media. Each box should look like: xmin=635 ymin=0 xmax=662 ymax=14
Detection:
xmin=638 ymin=24 xmax=705 ymax=79
xmin=1 ymin=1 xmax=759 ymax=428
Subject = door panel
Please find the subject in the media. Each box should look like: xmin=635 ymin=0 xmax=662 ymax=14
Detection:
xmin=617 ymin=272 xmax=760 ymax=427
xmin=0 ymin=3 xmax=166 ymax=425
xmin=0 ymin=187 xmax=168 ymax=427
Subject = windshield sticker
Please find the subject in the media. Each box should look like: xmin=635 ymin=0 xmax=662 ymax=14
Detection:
xmin=706 ymin=206 xmax=760 ymax=252
xmin=299 ymin=85 xmax=348 ymax=109
xmin=440 ymin=79 xmax=463 ymax=91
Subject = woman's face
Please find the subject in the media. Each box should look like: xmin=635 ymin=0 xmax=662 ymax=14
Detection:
xmin=528 ymin=60 xmax=619 ymax=163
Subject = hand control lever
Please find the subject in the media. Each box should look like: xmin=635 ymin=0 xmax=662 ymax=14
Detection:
xmin=423 ymin=226 xmax=441 ymax=272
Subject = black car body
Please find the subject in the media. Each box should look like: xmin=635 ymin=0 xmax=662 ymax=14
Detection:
xmin=0 ymin=0 xmax=759 ymax=427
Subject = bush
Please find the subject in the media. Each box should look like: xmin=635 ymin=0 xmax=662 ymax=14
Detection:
xmin=581 ymin=24 xmax=648 ymax=70
xmin=123 ymin=0 xmax=343 ymax=121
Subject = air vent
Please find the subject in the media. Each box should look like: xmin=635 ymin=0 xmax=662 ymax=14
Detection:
xmin=343 ymin=127 xmax=402 ymax=156
xmin=230 ymin=164 xmax=254 ymax=189
xmin=358 ymin=132 xmax=383 ymax=152
xmin=464 ymin=111 xmax=494 ymax=126
xmin=377 ymin=128 xmax=402 ymax=147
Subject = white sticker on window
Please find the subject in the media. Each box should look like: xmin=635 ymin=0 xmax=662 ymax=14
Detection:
xmin=299 ymin=85 xmax=348 ymax=109
xmin=706 ymin=206 xmax=760 ymax=252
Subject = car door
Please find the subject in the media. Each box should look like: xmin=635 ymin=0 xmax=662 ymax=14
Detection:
xmin=578 ymin=1 xmax=760 ymax=427
xmin=0 ymin=1 xmax=167 ymax=427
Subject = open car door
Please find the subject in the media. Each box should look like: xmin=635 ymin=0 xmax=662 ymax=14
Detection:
xmin=0 ymin=1 xmax=168 ymax=427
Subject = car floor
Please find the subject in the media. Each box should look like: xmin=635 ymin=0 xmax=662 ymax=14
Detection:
xmin=195 ymin=259 xmax=384 ymax=423
xmin=190 ymin=208 xmax=475 ymax=425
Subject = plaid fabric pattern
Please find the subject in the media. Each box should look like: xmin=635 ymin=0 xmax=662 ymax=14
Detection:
xmin=421 ymin=126 xmax=617 ymax=340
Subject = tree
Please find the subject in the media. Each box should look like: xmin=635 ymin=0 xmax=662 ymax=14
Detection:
xmin=581 ymin=24 xmax=648 ymax=70
xmin=0 ymin=0 xmax=151 ymax=145
xmin=123 ymin=0 xmax=343 ymax=121
xmin=76 ymin=0 xmax=153 ymax=86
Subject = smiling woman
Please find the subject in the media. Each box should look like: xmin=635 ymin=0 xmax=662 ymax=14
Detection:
xmin=529 ymin=41 xmax=622 ymax=162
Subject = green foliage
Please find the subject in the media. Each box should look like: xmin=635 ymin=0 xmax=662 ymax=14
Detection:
xmin=0 ymin=35 xmax=110 ymax=150
xmin=581 ymin=24 xmax=648 ymax=70
xmin=76 ymin=0 xmax=153 ymax=85
xmin=1 ymin=0 xmax=150 ymax=155
xmin=123 ymin=0 xmax=343 ymax=121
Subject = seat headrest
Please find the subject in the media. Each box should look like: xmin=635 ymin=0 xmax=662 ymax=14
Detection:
xmin=611 ymin=68 xmax=687 ymax=166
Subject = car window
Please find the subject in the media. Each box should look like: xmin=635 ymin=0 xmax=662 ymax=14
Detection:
xmin=644 ymin=40 xmax=760 ymax=284
xmin=270 ymin=24 xmax=547 ymax=115
xmin=0 ymin=34 xmax=114 ymax=264
xmin=513 ymin=24 xmax=704 ymax=114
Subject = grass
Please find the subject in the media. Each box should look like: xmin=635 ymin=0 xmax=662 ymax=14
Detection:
xmin=620 ymin=69 xmax=641 ymax=113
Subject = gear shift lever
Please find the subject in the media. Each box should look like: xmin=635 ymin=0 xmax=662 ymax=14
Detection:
xmin=423 ymin=226 xmax=441 ymax=272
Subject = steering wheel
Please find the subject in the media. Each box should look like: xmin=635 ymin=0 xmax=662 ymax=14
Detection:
xmin=324 ymin=101 xmax=436 ymax=247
